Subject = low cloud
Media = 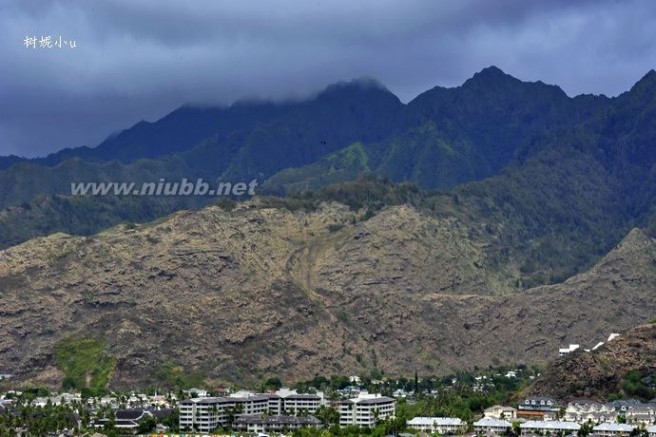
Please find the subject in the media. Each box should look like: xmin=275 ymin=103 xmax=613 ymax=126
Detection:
xmin=1 ymin=0 xmax=655 ymax=156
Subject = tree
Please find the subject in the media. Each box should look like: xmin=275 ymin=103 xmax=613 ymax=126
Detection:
xmin=512 ymin=421 xmax=521 ymax=436
xmin=315 ymin=406 xmax=340 ymax=426
xmin=263 ymin=377 xmax=283 ymax=391
xmin=137 ymin=415 xmax=157 ymax=434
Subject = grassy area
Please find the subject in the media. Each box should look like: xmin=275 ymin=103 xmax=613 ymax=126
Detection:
xmin=54 ymin=337 xmax=116 ymax=395
xmin=155 ymin=359 xmax=206 ymax=389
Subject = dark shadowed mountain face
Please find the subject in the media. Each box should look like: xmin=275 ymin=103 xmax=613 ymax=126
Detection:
xmin=0 ymin=78 xmax=404 ymax=171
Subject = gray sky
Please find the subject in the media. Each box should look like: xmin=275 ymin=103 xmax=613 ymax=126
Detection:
xmin=1 ymin=0 xmax=655 ymax=157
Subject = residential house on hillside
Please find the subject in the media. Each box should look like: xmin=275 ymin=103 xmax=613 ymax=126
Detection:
xmin=624 ymin=403 xmax=656 ymax=425
xmin=609 ymin=400 xmax=643 ymax=413
xmin=564 ymin=399 xmax=615 ymax=423
xmin=484 ymin=405 xmax=517 ymax=419
xmin=517 ymin=397 xmax=560 ymax=420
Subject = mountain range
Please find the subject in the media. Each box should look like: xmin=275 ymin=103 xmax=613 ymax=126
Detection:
xmin=1 ymin=67 xmax=656 ymax=389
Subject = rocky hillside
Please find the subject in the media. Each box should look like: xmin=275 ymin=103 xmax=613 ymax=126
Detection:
xmin=1 ymin=200 xmax=655 ymax=389
xmin=524 ymin=322 xmax=656 ymax=401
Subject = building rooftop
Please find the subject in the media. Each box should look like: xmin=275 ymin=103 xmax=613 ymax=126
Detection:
xmin=284 ymin=394 xmax=321 ymax=400
xmin=408 ymin=417 xmax=464 ymax=426
xmin=593 ymin=423 xmax=635 ymax=432
xmin=521 ymin=421 xmax=580 ymax=431
xmin=352 ymin=396 xmax=396 ymax=405
xmin=473 ymin=418 xmax=513 ymax=428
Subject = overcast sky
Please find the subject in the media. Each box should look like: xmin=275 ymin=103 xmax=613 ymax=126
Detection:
xmin=1 ymin=0 xmax=655 ymax=157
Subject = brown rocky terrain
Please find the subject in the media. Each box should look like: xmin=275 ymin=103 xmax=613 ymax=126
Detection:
xmin=524 ymin=322 xmax=656 ymax=401
xmin=0 ymin=201 xmax=655 ymax=388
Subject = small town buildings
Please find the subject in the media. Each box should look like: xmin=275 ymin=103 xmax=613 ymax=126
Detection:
xmin=519 ymin=420 xmax=580 ymax=435
xmin=473 ymin=417 xmax=513 ymax=434
xmin=339 ymin=395 xmax=395 ymax=427
xmin=593 ymin=422 xmax=635 ymax=436
xmin=407 ymin=417 xmax=466 ymax=434
xmin=484 ymin=405 xmax=517 ymax=419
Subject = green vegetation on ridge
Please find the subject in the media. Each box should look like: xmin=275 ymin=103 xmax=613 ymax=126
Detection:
xmin=55 ymin=337 xmax=116 ymax=396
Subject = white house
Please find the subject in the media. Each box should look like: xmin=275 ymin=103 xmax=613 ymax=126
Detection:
xmin=625 ymin=403 xmax=656 ymax=425
xmin=484 ymin=405 xmax=517 ymax=419
xmin=593 ymin=423 xmax=635 ymax=436
xmin=520 ymin=420 xmax=580 ymax=435
xmin=473 ymin=418 xmax=513 ymax=434
xmin=408 ymin=417 xmax=466 ymax=434
xmin=564 ymin=399 xmax=615 ymax=423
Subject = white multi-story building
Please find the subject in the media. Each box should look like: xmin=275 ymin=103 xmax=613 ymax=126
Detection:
xmin=180 ymin=397 xmax=231 ymax=433
xmin=179 ymin=395 xmax=270 ymax=433
xmin=408 ymin=417 xmax=466 ymax=434
xmin=179 ymin=391 xmax=325 ymax=433
xmin=339 ymin=395 xmax=395 ymax=427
